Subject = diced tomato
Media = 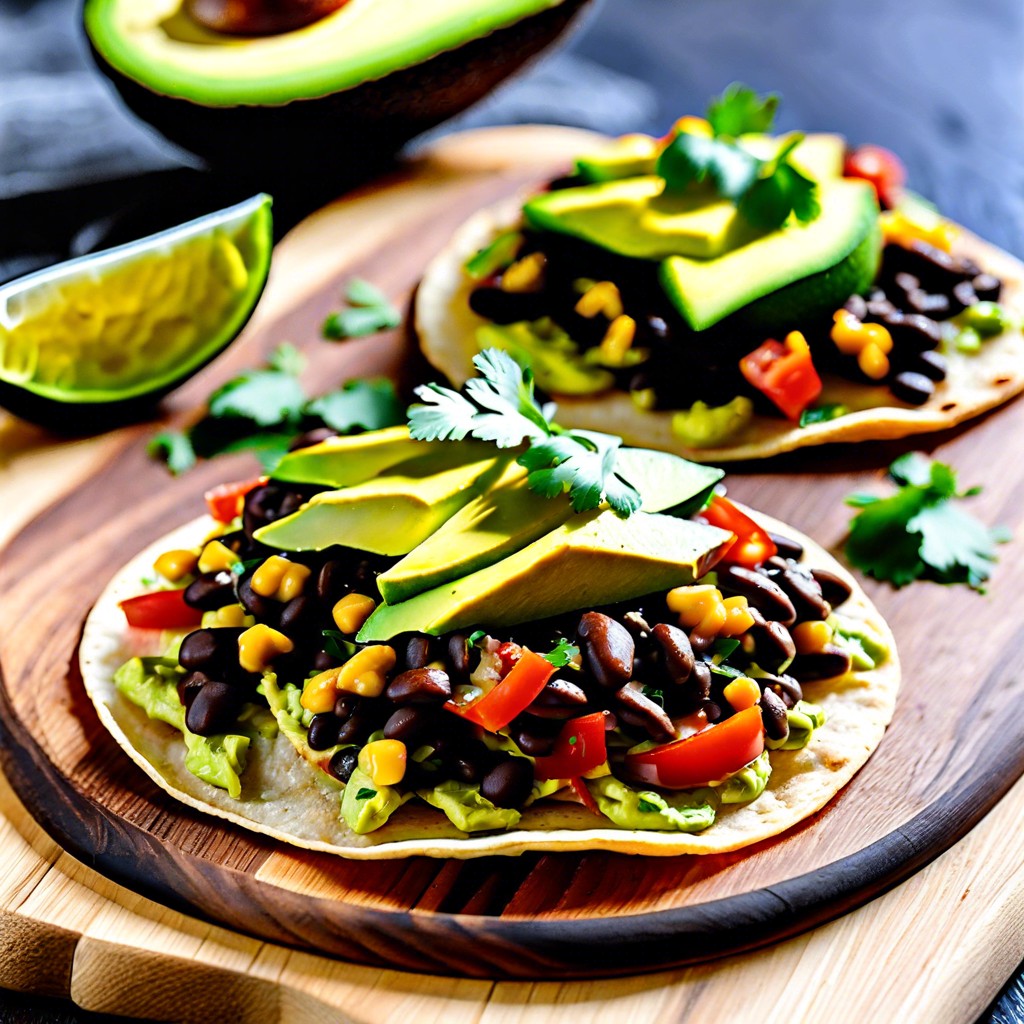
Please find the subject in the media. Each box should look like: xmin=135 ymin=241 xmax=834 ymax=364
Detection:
xmin=569 ymin=776 xmax=602 ymax=815
xmin=497 ymin=641 xmax=522 ymax=677
xmin=843 ymin=144 xmax=906 ymax=209
xmin=204 ymin=476 xmax=267 ymax=523
xmin=739 ymin=332 xmax=822 ymax=421
xmin=624 ymin=706 xmax=765 ymax=789
xmin=700 ymin=494 xmax=777 ymax=568
xmin=119 ymin=589 xmax=203 ymax=630
xmin=533 ymin=712 xmax=609 ymax=780
xmin=445 ymin=649 xmax=555 ymax=732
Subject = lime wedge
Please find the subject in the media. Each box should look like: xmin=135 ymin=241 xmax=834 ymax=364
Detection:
xmin=0 ymin=193 xmax=273 ymax=430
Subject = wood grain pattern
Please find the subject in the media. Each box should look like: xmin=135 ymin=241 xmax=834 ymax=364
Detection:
xmin=1 ymin=126 xmax=1024 ymax=993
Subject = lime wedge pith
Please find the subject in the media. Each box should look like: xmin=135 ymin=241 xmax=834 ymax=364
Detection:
xmin=0 ymin=193 xmax=273 ymax=431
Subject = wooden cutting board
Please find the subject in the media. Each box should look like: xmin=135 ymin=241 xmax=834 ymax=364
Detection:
xmin=1 ymin=126 xmax=1024 ymax=1017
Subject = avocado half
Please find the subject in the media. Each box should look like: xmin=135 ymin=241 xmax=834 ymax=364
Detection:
xmin=84 ymin=0 xmax=592 ymax=174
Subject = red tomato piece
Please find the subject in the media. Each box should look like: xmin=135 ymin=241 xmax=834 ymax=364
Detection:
xmin=204 ymin=476 xmax=267 ymax=523
xmin=843 ymin=144 xmax=906 ymax=209
xmin=739 ymin=332 xmax=822 ymax=421
xmin=624 ymin=706 xmax=765 ymax=789
xmin=569 ymin=777 xmax=602 ymax=815
xmin=119 ymin=590 xmax=203 ymax=630
xmin=497 ymin=641 xmax=522 ymax=676
xmin=700 ymin=494 xmax=777 ymax=568
xmin=533 ymin=711 xmax=609 ymax=780
xmin=445 ymin=649 xmax=555 ymax=732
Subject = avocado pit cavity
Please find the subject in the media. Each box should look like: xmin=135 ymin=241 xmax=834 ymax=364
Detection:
xmin=185 ymin=0 xmax=349 ymax=36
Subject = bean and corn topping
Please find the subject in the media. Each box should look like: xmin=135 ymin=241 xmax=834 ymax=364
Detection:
xmin=120 ymin=466 xmax=875 ymax=824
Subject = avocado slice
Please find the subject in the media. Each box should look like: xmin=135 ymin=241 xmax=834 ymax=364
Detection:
xmin=254 ymin=443 xmax=504 ymax=555
xmin=376 ymin=449 xmax=723 ymax=604
xmin=660 ymin=179 xmax=880 ymax=331
xmin=83 ymin=0 xmax=588 ymax=172
xmin=357 ymin=511 xmax=733 ymax=641
xmin=528 ymin=133 xmax=848 ymax=260
xmin=272 ymin=426 xmax=429 ymax=488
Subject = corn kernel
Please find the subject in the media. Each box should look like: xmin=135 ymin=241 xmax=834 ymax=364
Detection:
xmin=153 ymin=549 xmax=198 ymax=582
xmin=501 ymin=252 xmax=546 ymax=293
xmin=793 ymin=620 xmax=833 ymax=656
xmin=599 ymin=315 xmax=637 ymax=365
xmin=198 ymin=540 xmax=237 ymax=574
xmin=301 ymin=667 xmax=341 ymax=714
xmin=857 ymin=342 xmax=890 ymax=380
xmin=666 ymin=584 xmax=723 ymax=628
xmin=673 ymin=115 xmax=713 ymax=138
xmin=358 ymin=739 xmax=407 ymax=787
xmin=631 ymin=387 xmax=657 ymax=411
xmin=831 ymin=310 xmax=893 ymax=360
xmin=332 ymin=593 xmax=377 ymax=634
xmin=251 ymin=555 xmax=311 ymax=602
xmin=723 ymin=675 xmax=762 ymax=712
xmin=693 ymin=603 xmax=728 ymax=640
xmin=201 ymin=603 xmax=249 ymax=628
xmin=718 ymin=595 xmax=756 ymax=637
xmin=575 ymin=280 xmax=623 ymax=320
xmin=881 ymin=210 xmax=958 ymax=253
xmin=238 ymin=624 xmax=294 ymax=673
xmin=336 ymin=644 xmax=397 ymax=698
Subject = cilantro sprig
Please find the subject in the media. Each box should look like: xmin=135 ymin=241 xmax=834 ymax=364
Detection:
xmin=149 ymin=343 xmax=404 ymax=474
xmin=656 ymin=84 xmax=819 ymax=231
xmin=542 ymin=638 xmax=580 ymax=668
xmin=408 ymin=349 xmax=642 ymax=516
xmin=322 ymin=278 xmax=402 ymax=340
xmin=845 ymin=453 xmax=1009 ymax=591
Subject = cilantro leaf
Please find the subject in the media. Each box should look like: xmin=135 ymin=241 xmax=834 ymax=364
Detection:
xmin=707 ymin=83 xmax=779 ymax=137
xmin=208 ymin=368 xmax=306 ymax=427
xmin=322 ymin=278 xmax=402 ymax=339
xmin=268 ymin=342 xmax=306 ymax=377
xmin=800 ymin=403 xmax=849 ymax=427
xmin=657 ymin=133 xmax=760 ymax=198
xmin=739 ymin=135 xmax=820 ymax=230
xmin=147 ymin=431 xmax=196 ymax=475
xmin=637 ymin=798 xmax=661 ymax=814
xmin=322 ymin=630 xmax=358 ymax=662
xmin=345 ymin=277 xmax=391 ymax=308
xmin=542 ymin=638 xmax=580 ymax=668
xmin=218 ymin=430 xmax=297 ymax=472
xmin=355 ymin=788 xmax=376 ymax=801
xmin=408 ymin=383 xmax=485 ymax=442
xmin=844 ymin=454 xmax=1005 ymax=590
xmin=306 ymin=379 xmax=403 ymax=433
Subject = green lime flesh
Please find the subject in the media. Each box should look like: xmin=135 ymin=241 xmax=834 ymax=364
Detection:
xmin=0 ymin=194 xmax=272 ymax=421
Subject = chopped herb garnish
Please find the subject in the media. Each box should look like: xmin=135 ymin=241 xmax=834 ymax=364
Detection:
xmin=467 ymin=630 xmax=488 ymax=647
xmin=800 ymin=403 xmax=850 ymax=427
xmin=230 ymin=558 xmax=263 ymax=576
xmin=642 ymin=686 xmax=665 ymax=708
xmin=637 ymin=798 xmax=661 ymax=814
xmin=322 ymin=278 xmax=402 ymax=340
xmin=149 ymin=344 xmax=404 ymax=475
xmin=711 ymin=638 xmax=741 ymax=661
xmin=322 ymin=631 xmax=358 ymax=662
xmin=355 ymin=788 xmax=376 ymax=801
xmin=845 ymin=453 xmax=1009 ymax=591
xmin=656 ymin=84 xmax=820 ymax=232
xmin=542 ymin=637 xmax=580 ymax=667
xmin=568 ymin=735 xmax=578 ymax=746
xmin=409 ymin=349 xmax=642 ymax=516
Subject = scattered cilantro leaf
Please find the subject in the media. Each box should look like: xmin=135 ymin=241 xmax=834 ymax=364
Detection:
xmin=642 ymin=686 xmax=665 ymax=708
xmin=637 ymin=798 xmax=661 ymax=814
xmin=800 ymin=403 xmax=849 ymax=427
xmin=306 ymin=379 xmax=404 ymax=433
xmin=147 ymin=431 xmax=196 ymax=476
xmin=355 ymin=788 xmax=376 ymax=801
xmin=542 ymin=638 xmax=580 ymax=668
xmin=409 ymin=349 xmax=642 ymax=515
xmin=657 ymin=134 xmax=760 ymax=199
xmin=322 ymin=278 xmax=402 ymax=340
xmin=739 ymin=134 xmax=820 ymax=229
xmin=208 ymin=368 xmax=307 ymax=427
xmin=707 ymin=83 xmax=779 ymax=137
xmin=268 ymin=342 xmax=306 ymax=376
xmin=322 ymin=630 xmax=358 ymax=662
xmin=467 ymin=630 xmax=488 ymax=647
xmin=845 ymin=454 xmax=1007 ymax=591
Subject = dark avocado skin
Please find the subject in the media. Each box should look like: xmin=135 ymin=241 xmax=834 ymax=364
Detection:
xmin=87 ymin=0 xmax=592 ymax=178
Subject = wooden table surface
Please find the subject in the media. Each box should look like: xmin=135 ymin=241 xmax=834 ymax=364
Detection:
xmin=1 ymin=124 xmax=1024 ymax=1022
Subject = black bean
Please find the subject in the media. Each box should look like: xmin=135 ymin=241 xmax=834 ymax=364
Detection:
xmin=914 ymin=350 xmax=948 ymax=382
xmin=972 ymin=273 xmax=1002 ymax=302
xmin=242 ymin=483 xmax=310 ymax=538
xmin=312 ymin=650 xmax=340 ymax=672
xmin=747 ymin=619 xmax=796 ymax=673
xmin=509 ymin=716 xmax=561 ymax=756
xmin=790 ymin=647 xmax=853 ymax=681
xmin=759 ymin=688 xmax=789 ymax=742
xmin=451 ymin=754 xmax=486 ymax=784
xmin=179 ymin=627 xmax=243 ymax=671
xmin=614 ymin=684 xmax=674 ymax=742
xmin=893 ymin=272 xmax=920 ymax=295
xmin=447 ymin=633 xmax=472 ymax=677
xmin=184 ymin=571 xmax=236 ymax=611
xmin=905 ymin=289 xmax=951 ymax=318
xmin=759 ymin=673 xmax=803 ymax=709
xmin=327 ymin=748 xmax=359 ymax=783
xmin=690 ymin=661 xmax=712 ymax=702
xmin=403 ymin=635 xmax=433 ymax=671
xmin=469 ymin=286 xmax=548 ymax=324
xmin=336 ymin=713 xmax=375 ymax=745
xmin=767 ymin=532 xmax=804 ymax=561
xmin=333 ymin=693 xmax=362 ymax=720
xmin=383 ymin=706 xmax=434 ymax=744
xmin=881 ymin=310 xmax=942 ymax=352
xmin=177 ymin=670 xmax=210 ymax=709
xmin=315 ymin=559 xmax=346 ymax=604
xmin=810 ymin=569 xmax=853 ymax=608
xmin=236 ymin=574 xmax=279 ymax=625
xmin=770 ymin=567 xmax=831 ymax=622
xmin=887 ymin=240 xmax=967 ymax=292
xmin=288 ymin=427 xmax=338 ymax=452
xmin=716 ymin=564 xmax=797 ymax=624
xmin=843 ymin=294 xmax=868 ymax=319
xmin=866 ymin=296 xmax=897 ymax=318
xmin=621 ymin=610 xmax=652 ymax=637
xmin=528 ymin=677 xmax=588 ymax=710
xmin=577 ymin=612 xmax=635 ymax=688
xmin=185 ymin=680 xmax=243 ymax=736
xmin=278 ymin=594 xmax=320 ymax=637
xmin=387 ymin=668 xmax=451 ymax=705
xmin=650 ymin=622 xmax=694 ymax=683
xmin=480 ymin=758 xmax=535 ymax=808
xmin=701 ymin=699 xmax=722 ymax=723
xmin=952 ymin=280 xmax=978 ymax=311
xmin=308 ymin=713 xmax=341 ymax=751
xmin=891 ymin=371 xmax=935 ymax=406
